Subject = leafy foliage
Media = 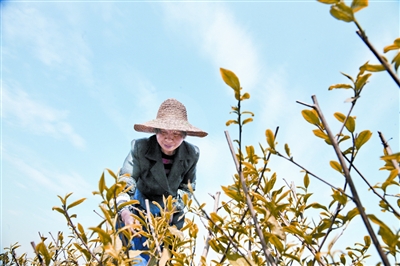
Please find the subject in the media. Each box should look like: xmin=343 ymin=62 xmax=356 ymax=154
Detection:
xmin=2 ymin=1 xmax=399 ymax=265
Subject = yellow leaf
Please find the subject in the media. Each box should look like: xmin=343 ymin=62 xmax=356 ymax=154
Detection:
xmin=330 ymin=2 xmax=354 ymax=22
xmin=383 ymin=44 xmax=399 ymax=53
xmin=381 ymin=152 xmax=400 ymax=162
xmin=359 ymin=61 xmax=385 ymax=73
xmin=242 ymin=118 xmax=253 ymax=125
xmin=284 ymin=143 xmax=291 ymax=157
xmin=330 ymin=160 xmax=343 ymax=173
xmin=355 ymin=130 xmax=372 ymax=150
xmin=302 ymin=109 xmax=320 ymax=125
xmin=318 ymin=0 xmax=339 ymax=3
xmin=52 ymin=206 xmax=65 ymax=215
xmin=312 ymin=129 xmax=329 ymax=141
xmin=67 ymin=197 xmax=87 ymax=210
xmin=106 ymin=168 xmax=117 ymax=180
xmin=328 ymin=83 xmax=353 ymax=90
xmin=241 ymin=92 xmax=250 ymax=100
xmin=391 ymin=52 xmax=400 ymax=71
xmin=334 ymin=112 xmax=346 ymax=123
xmin=265 ymin=129 xmax=275 ymax=150
xmin=304 ymin=173 xmax=310 ymax=188
xmin=345 ymin=116 xmax=356 ymax=133
xmin=226 ymin=119 xmax=238 ymax=126
xmin=355 ymin=73 xmax=372 ymax=92
xmin=99 ymin=172 xmax=106 ymax=193
xmin=383 ymin=38 xmax=400 ymax=53
xmin=351 ymin=0 xmax=368 ymax=13
xmin=220 ymin=68 xmax=241 ymax=92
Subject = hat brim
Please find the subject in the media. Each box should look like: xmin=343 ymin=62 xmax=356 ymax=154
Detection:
xmin=134 ymin=119 xmax=208 ymax=137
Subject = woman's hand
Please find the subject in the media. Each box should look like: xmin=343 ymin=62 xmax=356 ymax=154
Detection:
xmin=120 ymin=209 xmax=141 ymax=236
xmin=120 ymin=209 xmax=134 ymax=225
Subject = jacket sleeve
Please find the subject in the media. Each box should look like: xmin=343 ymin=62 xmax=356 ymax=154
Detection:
xmin=174 ymin=144 xmax=199 ymax=211
xmin=116 ymin=140 xmax=141 ymax=211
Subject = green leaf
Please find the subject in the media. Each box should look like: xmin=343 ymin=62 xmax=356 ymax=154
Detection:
xmin=265 ymin=129 xmax=275 ymax=150
xmin=220 ymin=68 xmax=241 ymax=92
xmin=301 ymin=109 xmax=320 ymax=125
xmin=351 ymin=0 xmax=368 ymax=13
xmin=328 ymin=83 xmax=353 ymax=90
xmin=67 ymin=198 xmax=87 ymax=210
xmin=330 ymin=160 xmax=343 ymax=174
xmin=330 ymin=2 xmax=354 ymax=22
xmin=355 ymin=130 xmax=372 ymax=149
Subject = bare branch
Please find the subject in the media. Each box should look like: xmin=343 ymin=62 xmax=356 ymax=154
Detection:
xmin=225 ymin=130 xmax=277 ymax=266
xmin=198 ymin=192 xmax=221 ymax=266
xmin=378 ymin=131 xmax=400 ymax=181
xmin=356 ymin=31 xmax=400 ymax=88
xmin=311 ymin=95 xmax=391 ymax=266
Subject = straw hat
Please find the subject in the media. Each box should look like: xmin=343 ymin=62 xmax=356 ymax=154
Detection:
xmin=134 ymin=98 xmax=208 ymax=137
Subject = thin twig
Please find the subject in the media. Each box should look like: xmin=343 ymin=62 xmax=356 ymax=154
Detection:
xmin=198 ymin=192 xmax=221 ymax=266
xmin=30 ymin=241 xmax=45 ymax=266
xmin=145 ymin=199 xmax=162 ymax=257
xmin=356 ymin=30 xmax=400 ymax=88
xmin=225 ymin=130 xmax=277 ymax=266
xmin=311 ymin=95 xmax=391 ymax=266
xmin=276 ymin=152 xmax=354 ymax=200
xmin=63 ymin=206 xmax=102 ymax=265
xmin=191 ymin=192 xmax=253 ymax=265
xmin=342 ymin=153 xmax=400 ymax=217
xmin=378 ymin=131 xmax=400 ymax=181
xmin=11 ymin=249 xmax=21 ymax=266
xmin=220 ymin=126 xmax=279 ymax=262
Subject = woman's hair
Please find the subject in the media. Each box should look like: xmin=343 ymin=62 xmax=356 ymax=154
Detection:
xmin=154 ymin=128 xmax=187 ymax=139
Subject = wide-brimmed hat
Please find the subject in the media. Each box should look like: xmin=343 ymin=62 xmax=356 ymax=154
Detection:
xmin=134 ymin=98 xmax=208 ymax=137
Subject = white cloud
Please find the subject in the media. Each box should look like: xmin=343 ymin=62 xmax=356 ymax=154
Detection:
xmin=3 ymin=151 xmax=92 ymax=198
xmin=3 ymin=3 xmax=93 ymax=84
xmin=2 ymin=86 xmax=86 ymax=149
xmin=161 ymin=2 xmax=262 ymax=92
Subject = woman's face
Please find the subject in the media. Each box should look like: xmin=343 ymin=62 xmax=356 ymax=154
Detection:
xmin=156 ymin=129 xmax=185 ymax=155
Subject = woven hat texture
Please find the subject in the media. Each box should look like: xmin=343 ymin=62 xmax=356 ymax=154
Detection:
xmin=134 ymin=98 xmax=208 ymax=137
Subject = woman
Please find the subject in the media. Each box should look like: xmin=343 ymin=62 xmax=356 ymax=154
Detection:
xmin=116 ymin=98 xmax=207 ymax=264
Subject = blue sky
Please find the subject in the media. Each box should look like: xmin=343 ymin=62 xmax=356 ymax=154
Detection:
xmin=1 ymin=0 xmax=399 ymax=263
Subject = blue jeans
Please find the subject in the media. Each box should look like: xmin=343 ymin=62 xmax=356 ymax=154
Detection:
xmin=118 ymin=189 xmax=184 ymax=263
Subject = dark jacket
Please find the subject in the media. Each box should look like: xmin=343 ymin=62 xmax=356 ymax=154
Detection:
xmin=120 ymin=135 xmax=199 ymax=204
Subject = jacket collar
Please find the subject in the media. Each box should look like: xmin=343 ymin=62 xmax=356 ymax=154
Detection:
xmin=144 ymin=135 xmax=187 ymax=193
xmin=145 ymin=135 xmax=187 ymax=162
